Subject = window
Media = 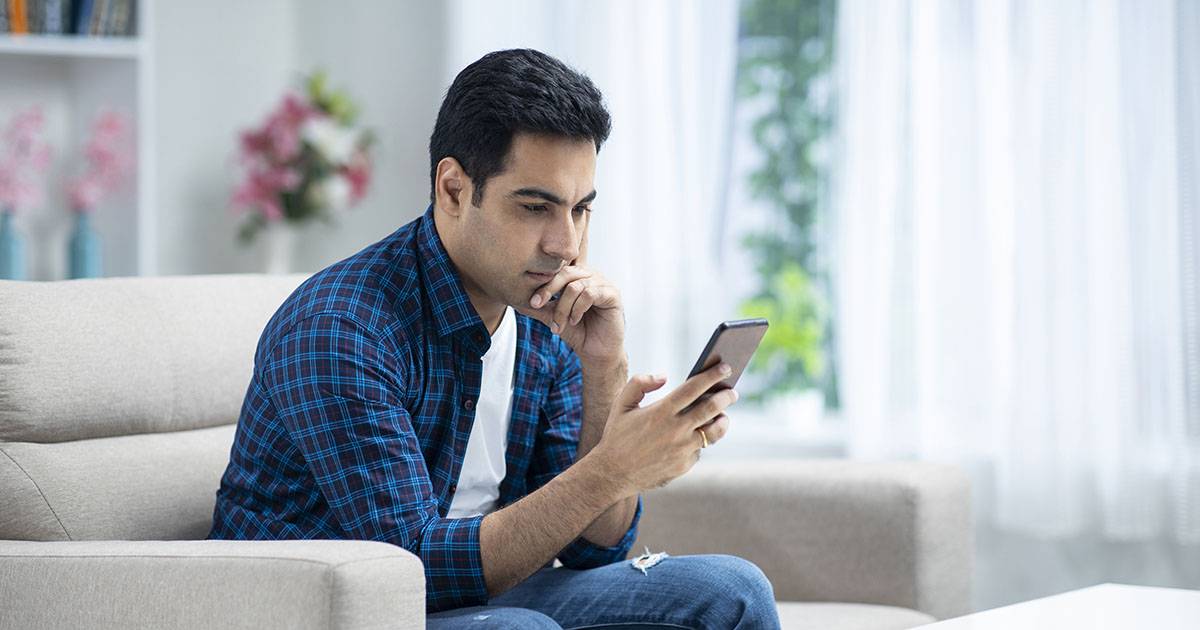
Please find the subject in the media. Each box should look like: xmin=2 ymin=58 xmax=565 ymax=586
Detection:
xmin=729 ymin=0 xmax=839 ymax=411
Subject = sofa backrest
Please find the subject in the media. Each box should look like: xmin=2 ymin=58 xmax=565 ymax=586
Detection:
xmin=0 ymin=274 xmax=306 ymax=542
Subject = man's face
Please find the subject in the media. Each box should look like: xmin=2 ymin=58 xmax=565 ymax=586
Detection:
xmin=454 ymin=132 xmax=597 ymax=315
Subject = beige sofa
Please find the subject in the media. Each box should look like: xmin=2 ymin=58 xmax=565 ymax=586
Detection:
xmin=0 ymin=275 xmax=972 ymax=629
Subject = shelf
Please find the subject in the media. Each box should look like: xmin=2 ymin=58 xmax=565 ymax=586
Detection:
xmin=0 ymin=34 xmax=142 ymax=60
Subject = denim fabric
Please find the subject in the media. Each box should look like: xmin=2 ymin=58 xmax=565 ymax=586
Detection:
xmin=427 ymin=554 xmax=782 ymax=629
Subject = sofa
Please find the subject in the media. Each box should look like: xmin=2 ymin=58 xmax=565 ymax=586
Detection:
xmin=0 ymin=274 xmax=972 ymax=629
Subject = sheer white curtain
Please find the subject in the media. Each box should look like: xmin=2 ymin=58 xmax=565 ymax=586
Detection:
xmin=836 ymin=0 xmax=1200 ymax=606
xmin=445 ymin=0 xmax=740 ymax=382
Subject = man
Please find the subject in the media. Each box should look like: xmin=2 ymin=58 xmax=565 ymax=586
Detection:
xmin=211 ymin=48 xmax=781 ymax=629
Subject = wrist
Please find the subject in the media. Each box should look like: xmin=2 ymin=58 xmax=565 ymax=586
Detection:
xmin=580 ymin=353 xmax=628 ymax=379
xmin=576 ymin=446 xmax=635 ymax=501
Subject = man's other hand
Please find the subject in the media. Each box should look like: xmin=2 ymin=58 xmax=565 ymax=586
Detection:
xmin=588 ymin=361 xmax=737 ymax=494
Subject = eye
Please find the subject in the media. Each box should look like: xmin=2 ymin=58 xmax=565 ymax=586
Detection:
xmin=523 ymin=204 xmax=549 ymax=213
xmin=573 ymin=205 xmax=591 ymax=215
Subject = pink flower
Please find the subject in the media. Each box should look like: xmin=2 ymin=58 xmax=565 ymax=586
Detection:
xmin=0 ymin=106 xmax=54 ymax=213
xmin=343 ymin=150 xmax=372 ymax=204
xmin=231 ymin=166 xmax=301 ymax=222
xmin=239 ymin=128 xmax=271 ymax=163
xmin=68 ymin=178 xmax=104 ymax=210
xmin=236 ymin=93 xmax=321 ymax=169
xmin=67 ymin=110 xmax=132 ymax=213
xmin=230 ymin=75 xmax=374 ymax=239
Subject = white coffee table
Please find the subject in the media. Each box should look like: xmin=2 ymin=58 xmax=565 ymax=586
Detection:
xmin=913 ymin=583 xmax=1200 ymax=629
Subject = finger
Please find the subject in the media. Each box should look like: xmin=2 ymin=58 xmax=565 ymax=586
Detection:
xmin=551 ymin=278 xmax=587 ymax=333
xmin=515 ymin=269 xmax=587 ymax=325
xmin=686 ymin=386 xmax=739 ymax=424
xmin=576 ymin=277 xmax=620 ymax=311
xmin=661 ymin=361 xmax=733 ymax=414
xmin=513 ymin=301 xmax=551 ymax=327
xmin=684 ymin=388 xmax=738 ymax=428
xmin=529 ymin=266 xmax=590 ymax=310
xmin=567 ymin=287 xmax=597 ymax=326
xmin=698 ymin=414 xmax=731 ymax=445
xmin=617 ymin=373 xmax=668 ymax=410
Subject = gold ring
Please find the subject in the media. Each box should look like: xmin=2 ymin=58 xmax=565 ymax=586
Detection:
xmin=697 ymin=428 xmax=709 ymax=448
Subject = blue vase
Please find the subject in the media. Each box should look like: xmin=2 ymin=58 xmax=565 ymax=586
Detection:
xmin=0 ymin=211 xmax=26 ymax=281
xmin=69 ymin=213 xmax=103 ymax=279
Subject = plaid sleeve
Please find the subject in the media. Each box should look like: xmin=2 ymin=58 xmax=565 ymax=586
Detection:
xmin=529 ymin=343 xmax=641 ymax=568
xmin=262 ymin=314 xmax=487 ymax=612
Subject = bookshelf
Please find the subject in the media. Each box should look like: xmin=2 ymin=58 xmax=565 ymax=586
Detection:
xmin=0 ymin=33 xmax=142 ymax=58
xmin=0 ymin=1 xmax=153 ymax=280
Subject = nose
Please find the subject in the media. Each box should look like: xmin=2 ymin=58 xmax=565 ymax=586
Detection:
xmin=542 ymin=211 xmax=580 ymax=263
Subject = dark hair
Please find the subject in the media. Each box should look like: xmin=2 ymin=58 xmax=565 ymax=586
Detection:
xmin=429 ymin=49 xmax=611 ymax=205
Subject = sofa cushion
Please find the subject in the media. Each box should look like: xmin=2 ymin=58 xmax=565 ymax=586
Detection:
xmin=634 ymin=459 xmax=972 ymax=620
xmin=0 ymin=539 xmax=425 ymax=630
xmin=0 ymin=424 xmax=236 ymax=541
xmin=0 ymin=274 xmax=305 ymax=443
xmin=777 ymin=602 xmax=936 ymax=629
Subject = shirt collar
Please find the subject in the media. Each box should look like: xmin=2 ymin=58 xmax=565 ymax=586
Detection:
xmin=415 ymin=205 xmax=491 ymax=350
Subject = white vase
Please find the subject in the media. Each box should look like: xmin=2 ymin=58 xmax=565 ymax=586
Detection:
xmin=261 ymin=222 xmax=299 ymax=274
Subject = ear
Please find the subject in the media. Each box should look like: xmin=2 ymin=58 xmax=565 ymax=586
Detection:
xmin=434 ymin=157 xmax=473 ymax=216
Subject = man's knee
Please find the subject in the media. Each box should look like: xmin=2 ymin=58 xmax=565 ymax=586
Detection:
xmin=703 ymin=555 xmax=775 ymax=598
xmin=688 ymin=555 xmax=780 ymax=628
xmin=426 ymin=606 xmax=563 ymax=630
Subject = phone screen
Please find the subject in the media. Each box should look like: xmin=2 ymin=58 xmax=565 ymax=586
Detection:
xmin=682 ymin=318 xmax=768 ymax=412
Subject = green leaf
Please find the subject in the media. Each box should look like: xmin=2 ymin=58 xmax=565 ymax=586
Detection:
xmin=734 ymin=0 xmax=838 ymax=404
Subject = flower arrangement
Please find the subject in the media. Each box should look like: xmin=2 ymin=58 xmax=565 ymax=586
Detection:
xmin=66 ymin=110 xmax=133 ymax=213
xmin=231 ymin=70 xmax=375 ymax=244
xmin=0 ymin=107 xmax=53 ymax=215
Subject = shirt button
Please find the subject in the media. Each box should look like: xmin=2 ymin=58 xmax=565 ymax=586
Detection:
xmin=463 ymin=398 xmax=474 ymax=411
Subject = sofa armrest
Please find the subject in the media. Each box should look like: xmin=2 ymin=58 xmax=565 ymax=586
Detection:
xmin=0 ymin=539 xmax=424 ymax=630
xmin=632 ymin=459 xmax=972 ymax=620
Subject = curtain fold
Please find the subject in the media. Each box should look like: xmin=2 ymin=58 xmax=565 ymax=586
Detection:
xmin=836 ymin=0 xmax=1200 ymax=606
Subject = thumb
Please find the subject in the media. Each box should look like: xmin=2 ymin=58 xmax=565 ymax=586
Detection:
xmin=617 ymin=373 xmax=668 ymax=410
xmin=514 ymin=304 xmax=553 ymax=326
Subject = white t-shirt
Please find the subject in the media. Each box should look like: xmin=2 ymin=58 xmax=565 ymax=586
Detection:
xmin=446 ymin=306 xmax=518 ymax=519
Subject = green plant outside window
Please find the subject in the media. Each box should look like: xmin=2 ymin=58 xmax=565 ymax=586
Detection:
xmin=736 ymin=0 xmax=839 ymax=407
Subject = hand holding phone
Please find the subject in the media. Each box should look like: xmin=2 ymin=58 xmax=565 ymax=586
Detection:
xmin=681 ymin=318 xmax=769 ymax=413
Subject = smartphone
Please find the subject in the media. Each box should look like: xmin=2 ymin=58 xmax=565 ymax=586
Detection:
xmin=681 ymin=318 xmax=769 ymax=413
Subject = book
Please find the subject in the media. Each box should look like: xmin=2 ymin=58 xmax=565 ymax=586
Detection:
xmin=26 ymin=0 xmax=40 ymax=33
xmin=72 ymin=0 xmax=93 ymax=35
xmin=42 ymin=0 xmax=67 ymax=34
xmin=86 ymin=0 xmax=105 ymax=35
xmin=105 ymin=0 xmax=130 ymax=36
xmin=9 ymin=0 xmax=29 ymax=34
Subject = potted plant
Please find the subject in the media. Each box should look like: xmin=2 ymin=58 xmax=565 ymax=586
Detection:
xmin=66 ymin=110 xmax=132 ymax=279
xmin=231 ymin=70 xmax=375 ymax=273
xmin=0 ymin=107 xmax=53 ymax=280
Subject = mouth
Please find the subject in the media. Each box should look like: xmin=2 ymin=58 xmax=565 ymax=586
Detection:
xmin=526 ymin=270 xmax=557 ymax=284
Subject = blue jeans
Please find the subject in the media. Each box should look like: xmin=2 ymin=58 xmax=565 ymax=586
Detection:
xmin=426 ymin=554 xmax=782 ymax=629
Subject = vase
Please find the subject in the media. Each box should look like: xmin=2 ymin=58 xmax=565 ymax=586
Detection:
xmin=261 ymin=222 xmax=299 ymax=274
xmin=69 ymin=212 xmax=103 ymax=279
xmin=0 ymin=211 xmax=26 ymax=281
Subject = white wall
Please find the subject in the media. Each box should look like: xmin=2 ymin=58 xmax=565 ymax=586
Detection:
xmin=152 ymin=1 xmax=446 ymax=275
xmin=290 ymin=0 xmax=447 ymax=271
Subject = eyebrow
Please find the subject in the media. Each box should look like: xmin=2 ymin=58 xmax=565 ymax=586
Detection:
xmin=508 ymin=187 xmax=597 ymax=206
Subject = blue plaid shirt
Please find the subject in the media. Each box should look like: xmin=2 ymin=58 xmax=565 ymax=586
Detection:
xmin=209 ymin=206 xmax=641 ymax=612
